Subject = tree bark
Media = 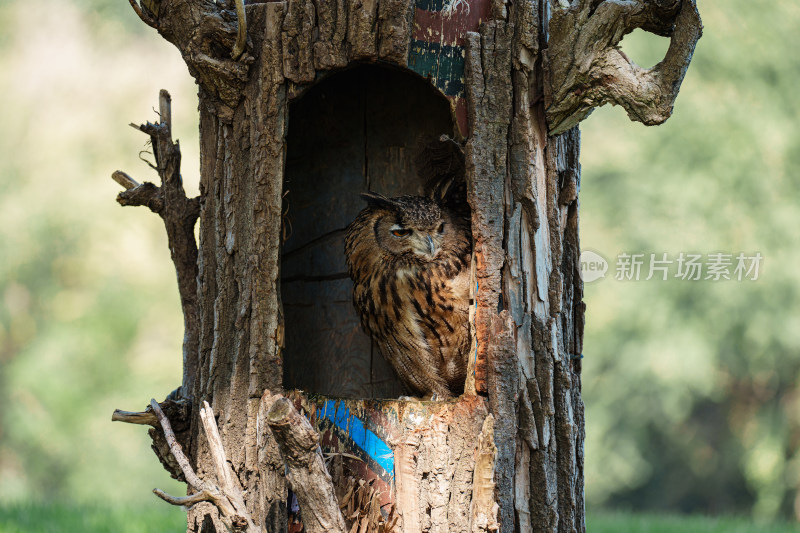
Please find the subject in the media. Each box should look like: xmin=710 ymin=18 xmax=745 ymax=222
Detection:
xmin=111 ymin=0 xmax=700 ymax=531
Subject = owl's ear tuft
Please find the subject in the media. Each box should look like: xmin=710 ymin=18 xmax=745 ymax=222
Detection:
xmin=360 ymin=191 xmax=398 ymax=211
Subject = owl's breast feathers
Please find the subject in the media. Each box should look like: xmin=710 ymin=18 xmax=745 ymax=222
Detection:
xmin=345 ymin=210 xmax=472 ymax=397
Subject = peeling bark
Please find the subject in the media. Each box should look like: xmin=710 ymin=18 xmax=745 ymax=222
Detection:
xmin=470 ymin=415 xmax=500 ymax=532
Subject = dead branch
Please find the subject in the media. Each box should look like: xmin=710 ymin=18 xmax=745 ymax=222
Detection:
xmin=231 ymin=0 xmax=247 ymax=60
xmin=153 ymin=488 xmax=216 ymax=507
xmin=116 ymin=181 xmax=164 ymax=213
xmin=111 ymin=170 xmax=140 ymax=190
xmin=128 ymin=0 xmax=156 ymax=28
xmin=198 ymin=401 xmax=255 ymax=529
xmin=112 ymin=394 xmax=190 ymax=429
xmin=261 ymin=393 xmax=347 ymax=533
xmin=112 ymin=393 xmax=191 ymax=481
xmin=112 ymin=90 xmax=200 ymax=395
xmin=150 ymin=399 xmax=257 ymax=532
xmin=111 ymin=409 xmax=158 ymax=426
xmin=150 ymin=398 xmax=206 ymax=491
xmin=546 ymin=0 xmax=703 ymax=135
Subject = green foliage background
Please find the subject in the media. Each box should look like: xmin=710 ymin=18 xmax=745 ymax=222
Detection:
xmin=0 ymin=0 xmax=194 ymax=512
xmin=581 ymin=1 xmax=800 ymax=520
xmin=0 ymin=0 xmax=797 ymax=523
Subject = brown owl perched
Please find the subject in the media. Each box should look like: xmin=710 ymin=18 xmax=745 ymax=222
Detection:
xmin=344 ymin=140 xmax=472 ymax=398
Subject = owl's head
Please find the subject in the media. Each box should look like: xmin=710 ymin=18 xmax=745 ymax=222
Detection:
xmin=359 ymin=192 xmax=449 ymax=261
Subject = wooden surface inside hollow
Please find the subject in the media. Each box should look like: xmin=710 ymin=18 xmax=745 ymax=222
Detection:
xmin=282 ymin=64 xmax=456 ymax=399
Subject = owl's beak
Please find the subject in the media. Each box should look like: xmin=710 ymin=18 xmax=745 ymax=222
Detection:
xmin=426 ymin=235 xmax=436 ymax=256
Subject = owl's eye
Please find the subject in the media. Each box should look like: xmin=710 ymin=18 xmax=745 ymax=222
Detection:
xmin=391 ymin=228 xmax=412 ymax=237
xmin=437 ymin=222 xmax=445 ymax=234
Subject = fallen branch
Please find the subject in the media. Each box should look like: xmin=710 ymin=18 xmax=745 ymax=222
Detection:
xmin=261 ymin=393 xmax=347 ymax=533
xmin=546 ymin=0 xmax=703 ymax=134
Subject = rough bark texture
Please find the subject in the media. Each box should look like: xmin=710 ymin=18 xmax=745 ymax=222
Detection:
xmin=113 ymin=0 xmax=699 ymax=531
xmin=545 ymin=0 xmax=703 ymax=134
xmin=463 ymin=5 xmax=586 ymax=530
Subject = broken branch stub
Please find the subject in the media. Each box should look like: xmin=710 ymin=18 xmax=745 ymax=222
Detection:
xmin=545 ymin=0 xmax=703 ymax=135
xmin=262 ymin=394 xmax=346 ymax=533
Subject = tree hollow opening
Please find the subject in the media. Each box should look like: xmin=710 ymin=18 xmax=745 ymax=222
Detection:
xmin=282 ymin=64 xmax=456 ymax=398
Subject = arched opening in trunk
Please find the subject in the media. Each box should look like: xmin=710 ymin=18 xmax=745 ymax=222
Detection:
xmin=281 ymin=64 xmax=456 ymax=398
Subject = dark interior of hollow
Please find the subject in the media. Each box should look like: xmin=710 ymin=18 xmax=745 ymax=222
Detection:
xmin=282 ymin=64 xmax=455 ymax=398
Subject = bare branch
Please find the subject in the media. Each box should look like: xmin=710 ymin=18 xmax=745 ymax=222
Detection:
xmin=198 ymin=402 xmax=256 ymax=530
xmin=144 ymin=399 xmax=256 ymax=530
xmin=546 ymin=0 xmax=702 ymax=134
xmin=133 ymin=121 xmax=168 ymax=139
xmin=111 ymin=409 xmax=157 ymax=426
xmin=150 ymin=398 xmax=206 ymax=491
xmin=128 ymin=0 xmax=157 ymax=28
xmin=153 ymin=488 xmax=215 ymax=507
xmin=111 ymin=170 xmax=140 ymax=190
xmin=112 ymin=395 xmax=191 ymax=482
xmin=231 ymin=0 xmax=247 ymax=60
xmin=114 ymin=91 xmax=201 ymax=395
xmin=159 ymin=89 xmax=172 ymax=134
xmin=116 ymin=181 xmax=164 ymax=213
xmin=199 ymin=402 xmax=235 ymax=495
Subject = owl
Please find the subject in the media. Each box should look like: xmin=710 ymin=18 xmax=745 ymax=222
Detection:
xmin=344 ymin=174 xmax=472 ymax=398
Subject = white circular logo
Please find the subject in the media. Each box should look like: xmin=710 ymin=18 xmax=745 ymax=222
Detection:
xmin=580 ymin=250 xmax=608 ymax=283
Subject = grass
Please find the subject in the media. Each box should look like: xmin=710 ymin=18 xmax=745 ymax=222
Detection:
xmin=588 ymin=511 xmax=800 ymax=533
xmin=0 ymin=501 xmax=185 ymax=533
xmin=2 ymin=504 xmax=800 ymax=532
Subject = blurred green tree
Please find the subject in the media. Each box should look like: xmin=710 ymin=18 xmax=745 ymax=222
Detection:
xmin=581 ymin=0 xmax=800 ymax=520
xmin=0 ymin=0 xmax=195 ymax=506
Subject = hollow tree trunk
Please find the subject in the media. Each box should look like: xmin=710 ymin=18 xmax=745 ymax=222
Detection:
xmin=111 ymin=1 xmax=700 ymax=532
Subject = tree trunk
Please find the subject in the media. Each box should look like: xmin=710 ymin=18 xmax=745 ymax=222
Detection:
xmin=111 ymin=0 xmax=701 ymax=532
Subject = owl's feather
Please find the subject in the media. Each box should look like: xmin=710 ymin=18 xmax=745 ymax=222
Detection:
xmin=344 ymin=144 xmax=472 ymax=398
